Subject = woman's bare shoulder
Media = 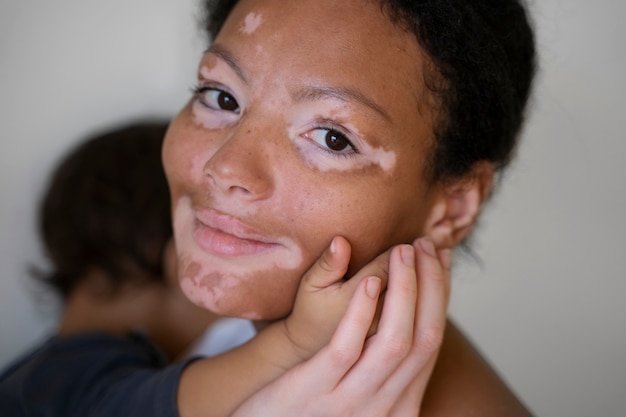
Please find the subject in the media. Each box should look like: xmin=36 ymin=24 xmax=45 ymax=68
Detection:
xmin=421 ymin=319 xmax=534 ymax=417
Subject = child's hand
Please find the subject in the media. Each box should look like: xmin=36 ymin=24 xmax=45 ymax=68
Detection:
xmin=233 ymin=238 xmax=451 ymax=417
xmin=282 ymin=236 xmax=390 ymax=361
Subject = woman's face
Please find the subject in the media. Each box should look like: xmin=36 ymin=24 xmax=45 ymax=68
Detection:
xmin=163 ymin=0 xmax=442 ymax=319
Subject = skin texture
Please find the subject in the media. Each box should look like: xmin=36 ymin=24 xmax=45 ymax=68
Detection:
xmin=163 ymin=0 xmax=446 ymax=320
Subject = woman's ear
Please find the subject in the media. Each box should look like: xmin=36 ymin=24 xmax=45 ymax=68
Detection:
xmin=423 ymin=162 xmax=494 ymax=248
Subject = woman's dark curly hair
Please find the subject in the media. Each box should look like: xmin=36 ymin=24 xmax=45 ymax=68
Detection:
xmin=201 ymin=0 xmax=536 ymax=184
xmin=35 ymin=121 xmax=172 ymax=299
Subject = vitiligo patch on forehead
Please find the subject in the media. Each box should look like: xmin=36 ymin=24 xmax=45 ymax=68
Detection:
xmin=239 ymin=12 xmax=263 ymax=35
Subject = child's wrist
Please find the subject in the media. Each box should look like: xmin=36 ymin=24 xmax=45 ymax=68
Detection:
xmin=281 ymin=317 xmax=317 ymax=362
xmin=259 ymin=319 xmax=312 ymax=370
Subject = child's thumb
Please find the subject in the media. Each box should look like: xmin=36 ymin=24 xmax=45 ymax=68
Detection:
xmin=303 ymin=236 xmax=351 ymax=289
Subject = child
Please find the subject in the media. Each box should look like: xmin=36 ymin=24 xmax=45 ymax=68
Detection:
xmin=0 ymin=120 xmax=450 ymax=416
xmin=30 ymin=120 xmax=219 ymax=360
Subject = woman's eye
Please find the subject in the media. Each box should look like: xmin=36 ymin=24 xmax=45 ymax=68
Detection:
xmin=308 ymin=128 xmax=356 ymax=154
xmin=196 ymin=87 xmax=240 ymax=113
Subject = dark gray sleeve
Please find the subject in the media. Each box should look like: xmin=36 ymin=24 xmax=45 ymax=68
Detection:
xmin=0 ymin=333 xmax=201 ymax=417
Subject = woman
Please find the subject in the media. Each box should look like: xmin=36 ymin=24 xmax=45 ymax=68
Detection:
xmin=165 ymin=0 xmax=536 ymax=415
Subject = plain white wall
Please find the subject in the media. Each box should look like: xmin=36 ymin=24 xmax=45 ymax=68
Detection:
xmin=1 ymin=1 xmax=624 ymax=415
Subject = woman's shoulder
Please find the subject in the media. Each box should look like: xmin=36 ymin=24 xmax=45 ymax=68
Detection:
xmin=421 ymin=320 xmax=534 ymax=417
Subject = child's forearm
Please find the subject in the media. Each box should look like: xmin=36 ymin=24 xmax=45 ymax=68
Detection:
xmin=177 ymin=320 xmax=303 ymax=417
xmin=176 ymin=238 xmax=377 ymax=417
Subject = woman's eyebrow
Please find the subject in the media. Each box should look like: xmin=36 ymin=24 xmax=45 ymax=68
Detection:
xmin=292 ymin=86 xmax=391 ymax=123
xmin=206 ymin=44 xmax=249 ymax=85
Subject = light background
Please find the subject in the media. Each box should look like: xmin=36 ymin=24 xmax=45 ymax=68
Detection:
xmin=1 ymin=1 xmax=624 ymax=415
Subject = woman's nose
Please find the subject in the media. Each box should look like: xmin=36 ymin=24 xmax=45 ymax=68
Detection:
xmin=203 ymin=125 xmax=274 ymax=200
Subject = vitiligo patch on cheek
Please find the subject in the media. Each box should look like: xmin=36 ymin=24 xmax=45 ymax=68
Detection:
xmin=178 ymin=264 xmax=265 ymax=320
xmin=178 ymin=261 xmax=220 ymax=310
xmin=239 ymin=12 xmax=263 ymax=35
xmin=171 ymin=196 xmax=306 ymax=317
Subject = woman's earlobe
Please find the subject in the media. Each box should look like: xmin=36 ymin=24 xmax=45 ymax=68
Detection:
xmin=423 ymin=162 xmax=494 ymax=248
xmin=423 ymin=200 xmax=455 ymax=248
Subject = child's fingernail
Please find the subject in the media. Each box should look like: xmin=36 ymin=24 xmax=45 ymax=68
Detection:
xmin=400 ymin=244 xmax=414 ymax=266
xmin=439 ymin=248 xmax=452 ymax=269
xmin=330 ymin=237 xmax=337 ymax=254
xmin=366 ymin=276 xmax=381 ymax=299
xmin=418 ymin=238 xmax=436 ymax=257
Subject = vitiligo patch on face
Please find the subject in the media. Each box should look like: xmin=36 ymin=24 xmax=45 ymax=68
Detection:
xmin=192 ymin=100 xmax=235 ymax=130
xmin=179 ymin=263 xmax=265 ymax=320
xmin=369 ymin=145 xmax=397 ymax=172
xmin=297 ymin=143 xmax=397 ymax=173
xmin=287 ymin=110 xmax=398 ymax=174
xmin=239 ymin=12 xmax=263 ymax=35
xmin=172 ymin=196 xmax=304 ymax=317
xmin=255 ymin=44 xmax=267 ymax=57
xmin=191 ymin=64 xmax=241 ymax=130
xmin=173 ymin=196 xmax=303 ymax=271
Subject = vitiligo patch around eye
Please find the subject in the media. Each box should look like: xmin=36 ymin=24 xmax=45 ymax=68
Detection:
xmin=286 ymin=112 xmax=398 ymax=174
xmin=369 ymin=145 xmax=397 ymax=172
xmin=192 ymin=100 xmax=235 ymax=130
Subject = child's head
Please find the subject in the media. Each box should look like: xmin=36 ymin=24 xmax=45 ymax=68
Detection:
xmin=36 ymin=121 xmax=172 ymax=300
xmin=162 ymin=0 xmax=536 ymax=319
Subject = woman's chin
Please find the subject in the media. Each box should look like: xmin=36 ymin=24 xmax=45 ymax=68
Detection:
xmin=176 ymin=258 xmax=297 ymax=321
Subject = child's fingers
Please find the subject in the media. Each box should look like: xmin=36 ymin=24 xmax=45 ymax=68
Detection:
xmin=340 ymin=238 xmax=450 ymax=399
xmin=273 ymin=241 xmax=450 ymax=416
xmin=246 ymin=278 xmax=381 ymax=417
xmin=367 ymin=244 xmax=418 ymax=363
xmin=345 ymin=248 xmax=391 ymax=289
xmin=336 ymin=246 xmax=392 ymax=321
xmin=376 ymin=244 xmax=419 ymax=341
xmin=380 ymin=238 xmax=450 ymax=396
xmin=307 ymin=276 xmax=382 ymax=385
xmin=302 ymin=236 xmax=351 ymax=289
xmin=412 ymin=239 xmax=450 ymax=355
xmin=334 ymin=244 xmax=403 ymax=339
xmin=341 ymin=244 xmax=419 ymax=387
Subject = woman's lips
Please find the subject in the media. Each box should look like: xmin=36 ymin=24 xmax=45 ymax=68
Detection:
xmin=192 ymin=212 xmax=281 ymax=257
